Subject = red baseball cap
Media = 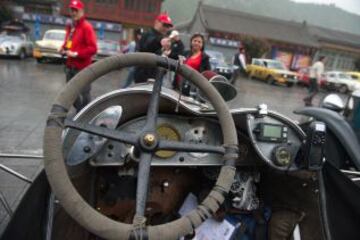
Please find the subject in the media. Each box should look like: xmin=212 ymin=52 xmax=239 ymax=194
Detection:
xmin=69 ymin=0 xmax=84 ymax=10
xmin=156 ymin=13 xmax=173 ymax=27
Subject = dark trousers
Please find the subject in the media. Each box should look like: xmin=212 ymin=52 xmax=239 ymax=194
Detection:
xmin=303 ymin=78 xmax=319 ymax=105
xmin=231 ymin=67 xmax=247 ymax=84
xmin=65 ymin=67 xmax=91 ymax=112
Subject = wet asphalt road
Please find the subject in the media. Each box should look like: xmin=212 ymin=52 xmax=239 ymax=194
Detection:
xmin=0 ymin=57 xmax=332 ymax=152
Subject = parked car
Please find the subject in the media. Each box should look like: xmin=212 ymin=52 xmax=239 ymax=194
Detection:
xmin=347 ymin=71 xmax=360 ymax=82
xmin=94 ymin=40 xmax=121 ymax=61
xmin=0 ymin=33 xmax=33 ymax=59
xmin=33 ymin=29 xmax=66 ymax=63
xmin=205 ymin=50 xmax=236 ymax=80
xmin=297 ymin=67 xmax=326 ymax=87
xmin=323 ymin=71 xmax=360 ymax=93
xmin=247 ymin=58 xmax=298 ymax=87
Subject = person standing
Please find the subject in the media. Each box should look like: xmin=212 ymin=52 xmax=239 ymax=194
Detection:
xmin=122 ymin=28 xmax=142 ymax=88
xmin=133 ymin=13 xmax=173 ymax=83
xmin=168 ymin=30 xmax=184 ymax=60
xmin=303 ymin=56 xmax=326 ymax=106
xmin=60 ymin=0 xmax=97 ymax=112
xmin=178 ymin=33 xmax=211 ymax=96
xmin=231 ymin=46 xmax=247 ymax=84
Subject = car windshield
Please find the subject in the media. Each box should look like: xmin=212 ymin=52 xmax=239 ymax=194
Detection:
xmin=44 ymin=32 xmax=65 ymax=41
xmin=98 ymin=41 xmax=119 ymax=51
xmin=266 ymin=61 xmax=287 ymax=70
xmin=206 ymin=50 xmax=227 ymax=64
xmin=339 ymin=73 xmax=351 ymax=79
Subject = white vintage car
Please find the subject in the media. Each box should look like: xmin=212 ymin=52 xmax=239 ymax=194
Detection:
xmin=0 ymin=33 xmax=33 ymax=59
xmin=33 ymin=29 xmax=66 ymax=63
xmin=324 ymin=71 xmax=360 ymax=93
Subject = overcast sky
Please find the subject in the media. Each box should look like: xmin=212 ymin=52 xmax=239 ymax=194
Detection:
xmin=292 ymin=0 xmax=360 ymax=15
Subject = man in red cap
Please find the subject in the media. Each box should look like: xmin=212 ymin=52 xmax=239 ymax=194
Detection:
xmin=134 ymin=13 xmax=173 ymax=83
xmin=60 ymin=0 xmax=97 ymax=112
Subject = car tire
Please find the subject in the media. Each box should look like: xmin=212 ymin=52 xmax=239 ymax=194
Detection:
xmin=287 ymin=82 xmax=294 ymax=87
xmin=18 ymin=49 xmax=26 ymax=60
xmin=338 ymin=84 xmax=348 ymax=94
xmin=36 ymin=58 xmax=44 ymax=63
xmin=266 ymin=76 xmax=275 ymax=85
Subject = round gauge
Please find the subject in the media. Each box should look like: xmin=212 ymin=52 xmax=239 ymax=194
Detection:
xmin=273 ymin=146 xmax=292 ymax=167
xmin=155 ymin=124 xmax=181 ymax=158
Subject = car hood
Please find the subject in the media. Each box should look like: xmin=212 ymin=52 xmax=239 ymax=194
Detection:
xmin=0 ymin=36 xmax=22 ymax=46
xmin=36 ymin=40 xmax=63 ymax=49
xmin=273 ymin=69 xmax=297 ymax=76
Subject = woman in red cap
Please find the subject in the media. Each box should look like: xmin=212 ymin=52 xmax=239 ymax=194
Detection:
xmin=60 ymin=0 xmax=97 ymax=112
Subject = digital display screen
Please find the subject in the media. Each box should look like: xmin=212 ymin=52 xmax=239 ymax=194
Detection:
xmin=263 ymin=125 xmax=282 ymax=138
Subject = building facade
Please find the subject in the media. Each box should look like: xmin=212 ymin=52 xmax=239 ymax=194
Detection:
xmin=177 ymin=3 xmax=360 ymax=71
xmin=59 ymin=0 xmax=162 ymax=42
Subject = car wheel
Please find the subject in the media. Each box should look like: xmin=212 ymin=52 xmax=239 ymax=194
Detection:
xmin=287 ymin=82 xmax=294 ymax=87
xmin=266 ymin=76 xmax=275 ymax=85
xmin=18 ymin=49 xmax=26 ymax=60
xmin=338 ymin=84 xmax=348 ymax=94
xmin=36 ymin=58 xmax=44 ymax=63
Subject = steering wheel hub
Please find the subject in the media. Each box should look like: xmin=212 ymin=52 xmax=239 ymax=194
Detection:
xmin=143 ymin=133 xmax=156 ymax=146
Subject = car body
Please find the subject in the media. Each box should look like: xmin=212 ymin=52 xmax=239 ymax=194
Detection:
xmin=33 ymin=29 xmax=66 ymax=63
xmin=347 ymin=71 xmax=360 ymax=82
xmin=0 ymin=33 xmax=33 ymax=59
xmin=205 ymin=50 xmax=236 ymax=80
xmin=93 ymin=40 xmax=121 ymax=61
xmin=297 ymin=67 xmax=326 ymax=87
xmin=247 ymin=58 xmax=298 ymax=87
xmin=323 ymin=71 xmax=360 ymax=93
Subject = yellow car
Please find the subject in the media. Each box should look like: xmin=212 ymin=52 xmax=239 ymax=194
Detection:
xmin=347 ymin=71 xmax=360 ymax=82
xmin=247 ymin=58 xmax=298 ymax=87
xmin=33 ymin=29 xmax=66 ymax=63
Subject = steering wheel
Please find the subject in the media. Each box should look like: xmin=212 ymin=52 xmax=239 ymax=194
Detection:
xmin=43 ymin=53 xmax=238 ymax=240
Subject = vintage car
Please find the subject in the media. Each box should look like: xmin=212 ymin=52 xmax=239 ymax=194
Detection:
xmin=323 ymin=71 xmax=360 ymax=93
xmin=93 ymin=39 xmax=121 ymax=61
xmin=247 ymin=58 xmax=298 ymax=87
xmin=0 ymin=33 xmax=33 ymax=59
xmin=33 ymin=29 xmax=66 ymax=63
xmin=1 ymin=53 xmax=360 ymax=240
xmin=206 ymin=50 xmax=236 ymax=80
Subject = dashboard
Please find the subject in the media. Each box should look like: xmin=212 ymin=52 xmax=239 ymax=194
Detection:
xmin=83 ymin=111 xmax=305 ymax=171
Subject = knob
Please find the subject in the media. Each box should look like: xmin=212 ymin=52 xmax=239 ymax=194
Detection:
xmin=272 ymin=146 xmax=292 ymax=167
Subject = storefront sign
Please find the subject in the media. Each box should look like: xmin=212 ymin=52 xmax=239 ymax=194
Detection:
xmin=209 ymin=37 xmax=240 ymax=48
xmin=291 ymin=54 xmax=311 ymax=69
xmin=22 ymin=13 xmax=122 ymax=32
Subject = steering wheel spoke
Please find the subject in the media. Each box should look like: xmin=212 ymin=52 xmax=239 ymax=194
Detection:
xmin=143 ymin=70 xmax=165 ymax=132
xmin=158 ymin=140 xmax=225 ymax=154
xmin=64 ymin=119 xmax=138 ymax=145
xmin=135 ymin=152 xmax=153 ymax=217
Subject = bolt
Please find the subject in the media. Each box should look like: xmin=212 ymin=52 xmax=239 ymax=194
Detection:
xmin=83 ymin=146 xmax=91 ymax=153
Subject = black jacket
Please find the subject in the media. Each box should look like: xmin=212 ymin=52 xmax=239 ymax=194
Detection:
xmin=134 ymin=28 xmax=163 ymax=83
xmin=183 ymin=50 xmax=211 ymax=73
xmin=168 ymin=40 xmax=184 ymax=60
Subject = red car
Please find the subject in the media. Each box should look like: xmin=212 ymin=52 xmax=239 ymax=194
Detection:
xmin=297 ymin=67 xmax=325 ymax=87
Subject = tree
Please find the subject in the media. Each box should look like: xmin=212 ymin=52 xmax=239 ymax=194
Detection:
xmin=241 ymin=36 xmax=271 ymax=62
xmin=0 ymin=5 xmax=13 ymax=25
xmin=355 ymin=58 xmax=360 ymax=71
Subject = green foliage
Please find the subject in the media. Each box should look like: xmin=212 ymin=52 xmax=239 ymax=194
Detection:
xmin=241 ymin=36 xmax=271 ymax=60
xmin=355 ymin=58 xmax=360 ymax=71
xmin=0 ymin=6 xmax=13 ymax=24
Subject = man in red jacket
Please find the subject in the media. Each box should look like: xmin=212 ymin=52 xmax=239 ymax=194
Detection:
xmin=60 ymin=0 xmax=97 ymax=112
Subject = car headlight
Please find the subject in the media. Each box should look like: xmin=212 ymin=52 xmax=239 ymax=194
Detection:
xmin=294 ymin=76 xmax=298 ymax=80
xmin=283 ymin=74 xmax=288 ymax=78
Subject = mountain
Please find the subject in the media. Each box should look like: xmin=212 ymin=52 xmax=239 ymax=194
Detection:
xmin=162 ymin=0 xmax=360 ymax=35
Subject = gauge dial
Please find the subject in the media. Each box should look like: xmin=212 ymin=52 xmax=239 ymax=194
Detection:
xmin=155 ymin=124 xmax=181 ymax=158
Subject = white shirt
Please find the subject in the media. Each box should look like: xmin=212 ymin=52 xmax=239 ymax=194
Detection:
xmin=309 ymin=61 xmax=325 ymax=80
xmin=238 ymin=53 xmax=247 ymax=70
